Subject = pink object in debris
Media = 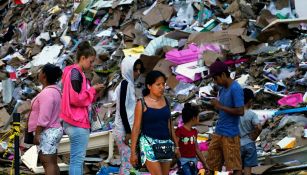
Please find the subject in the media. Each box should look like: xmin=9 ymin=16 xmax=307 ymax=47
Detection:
xmin=166 ymin=43 xmax=222 ymax=65
xmin=8 ymin=154 xmax=14 ymax=160
xmin=178 ymin=116 xmax=184 ymax=128
xmin=176 ymin=73 xmax=202 ymax=83
xmin=166 ymin=44 xmax=200 ymax=65
xmin=199 ymin=43 xmax=221 ymax=53
xmin=199 ymin=142 xmax=209 ymax=151
xmin=197 ymin=161 xmax=204 ymax=169
xmin=278 ymin=93 xmax=303 ymax=107
xmin=224 ymin=58 xmax=249 ymax=65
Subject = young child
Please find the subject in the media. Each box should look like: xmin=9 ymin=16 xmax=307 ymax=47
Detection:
xmin=176 ymin=103 xmax=208 ymax=175
xmin=239 ymin=88 xmax=262 ymax=175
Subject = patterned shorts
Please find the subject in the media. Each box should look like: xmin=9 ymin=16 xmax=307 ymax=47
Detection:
xmin=139 ymin=135 xmax=174 ymax=165
xmin=207 ymin=134 xmax=242 ymax=171
xmin=38 ymin=127 xmax=63 ymax=155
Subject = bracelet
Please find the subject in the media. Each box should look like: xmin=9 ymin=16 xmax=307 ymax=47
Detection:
xmin=175 ymin=147 xmax=180 ymax=149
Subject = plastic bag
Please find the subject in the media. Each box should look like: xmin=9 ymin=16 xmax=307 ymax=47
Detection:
xmin=278 ymin=115 xmax=307 ymax=129
xmin=175 ymin=2 xmax=194 ymax=26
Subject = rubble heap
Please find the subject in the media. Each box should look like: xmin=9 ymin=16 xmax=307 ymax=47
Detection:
xmin=0 ymin=0 xmax=307 ymax=174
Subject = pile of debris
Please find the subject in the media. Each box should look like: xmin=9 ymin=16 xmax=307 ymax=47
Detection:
xmin=0 ymin=0 xmax=307 ymax=174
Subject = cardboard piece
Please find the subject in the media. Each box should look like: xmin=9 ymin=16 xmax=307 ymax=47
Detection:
xmin=277 ymin=137 xmax=297 ymax=149
xmin=153 ymin=59 xmax=179 ymax=89
xmin=142 ymin=3 xmax=174 ymax=27
xmin=165 ymin=30 xmax=190 ymax=40
xmin=0 ymin=0 xmax=9 ymax=11
xmin=24 ymin=45 xmax=63 ymax=68
xmin=153 ymin=59 xmax=175 ymax=78
xmin=121 ymin=22 xmax=135 ymax=39
xmin=0 ymin=107 xmax=11 ymax=128
xmin=258 ymin=24 xmax=292 ymax=42
xmin=256 ymin=10 xmax=278 ymax=28
xmin=139 ymin=55 xmax=161 ymax=74
xmin=166 ymin=75 xmax=179 ymax=90
xmin=262 ymin=18 xmax=307 ymax=31
xmin=252 ymin=165 xmax=275 ymax=175
xmin=228 ymin=20 xmax=248 ymax=29
xmin=223 ymin=0 xmax=255 ymax=21
xmin=106 ymin=10 xmax=121 ymax=27
xmin=187 ymin=28 xmax=246 ymax=54
xmin=203 ymin=51 xmax=224 ymax=66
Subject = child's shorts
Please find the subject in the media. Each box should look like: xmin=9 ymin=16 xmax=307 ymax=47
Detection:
xmin=240 ymin=142 xmax=258 ymax=167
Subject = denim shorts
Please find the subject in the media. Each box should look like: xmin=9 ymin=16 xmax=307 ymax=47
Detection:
xmin=179 ymin=158 xmax=198 ymax=175
xmin=38 ymin=127 xmax=63 ymax=154
xmin=240 ymin=142 xmax=258 ymax=167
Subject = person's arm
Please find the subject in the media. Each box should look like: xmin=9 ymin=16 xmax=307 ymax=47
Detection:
xmin=211 ymin=99 xmax=244 ymax=116
xmin=249 ymin=113 xmax=262 ymax=141
xmin=174 ymin=128 xmax=181 ymax=158
xmin=170 ymin=119 xmax=180 ymax=157
xmin=249 ymin=124 xmax=262 ymax=141
xmin=34 ymin=90 xmax=54 ymax=145
xmin=130 ymin=100 xmax=143 ymax=166
xmin=196 ymin=143 xmax=207 ymax=167
xmin=37 ymin=90 xmax=55 ymax=128
xmin=119 ymin=80 xmax=131 ymax=134
xmin=69 ymin=69 xmax=97 ymax=107
xmin=195 ymin=133 xmax=209 ymax=169
xmin=34 ymin=126 xmax=44 ymax=145
xmin=71 ymin=68 xmax=82 ymax=93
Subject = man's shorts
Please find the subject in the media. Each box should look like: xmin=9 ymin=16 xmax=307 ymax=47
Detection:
xmin=241 ymin=142 xmax=258 ymax=167
xmin=207 ymin=134 xmax=242 ymax=171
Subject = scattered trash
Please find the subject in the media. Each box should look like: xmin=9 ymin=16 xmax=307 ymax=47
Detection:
xmin=0 ymin=0 xmax=307 ymax=174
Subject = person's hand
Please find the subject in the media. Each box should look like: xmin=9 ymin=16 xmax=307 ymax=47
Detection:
xmin=210 ymin=99 xmax=221 ymax=110
xmin=33 ymin=134 xmax=40 ymax=145
xmin=175 ymin=147 xmax=181 ymax=158
xmin=93 ymin=83 xmax=105 ymax=91
xmin=130 ymin=152 xmax=138 ymax=167
xmin=124 ymin=134 xmax=131 ymax=145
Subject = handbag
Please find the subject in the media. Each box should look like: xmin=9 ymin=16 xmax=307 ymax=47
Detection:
xmin=132 ymin=98 xmax=145 ymax=170
xmin=143 ymin=131 xmax=174 ymax=160
xmin=24 ymin=97 xmax=37 ymax=144
xmin=152 ymin=142 xmax=174 ymax=160
xmin=134 ymin=135 xmax=142 ymax=170
xmin=24 ymin=129 xmax=34 ymax=144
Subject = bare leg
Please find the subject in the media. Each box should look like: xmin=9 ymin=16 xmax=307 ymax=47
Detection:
xmin=233 ymin=170 xmax=242 ymax=175
xmin=244 ymin=167 xmax=252 ymax=175
xmin=39 ymin=153 xmax=60 ymax=175
xmin=160 ymin=161 xmax=171 ymax=175
xmin=145 ymin=160 xmax=163 ymax=175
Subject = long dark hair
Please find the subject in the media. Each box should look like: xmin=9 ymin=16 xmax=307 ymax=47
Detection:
xmin=143 ymin=70 xmax=166 ymax=96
